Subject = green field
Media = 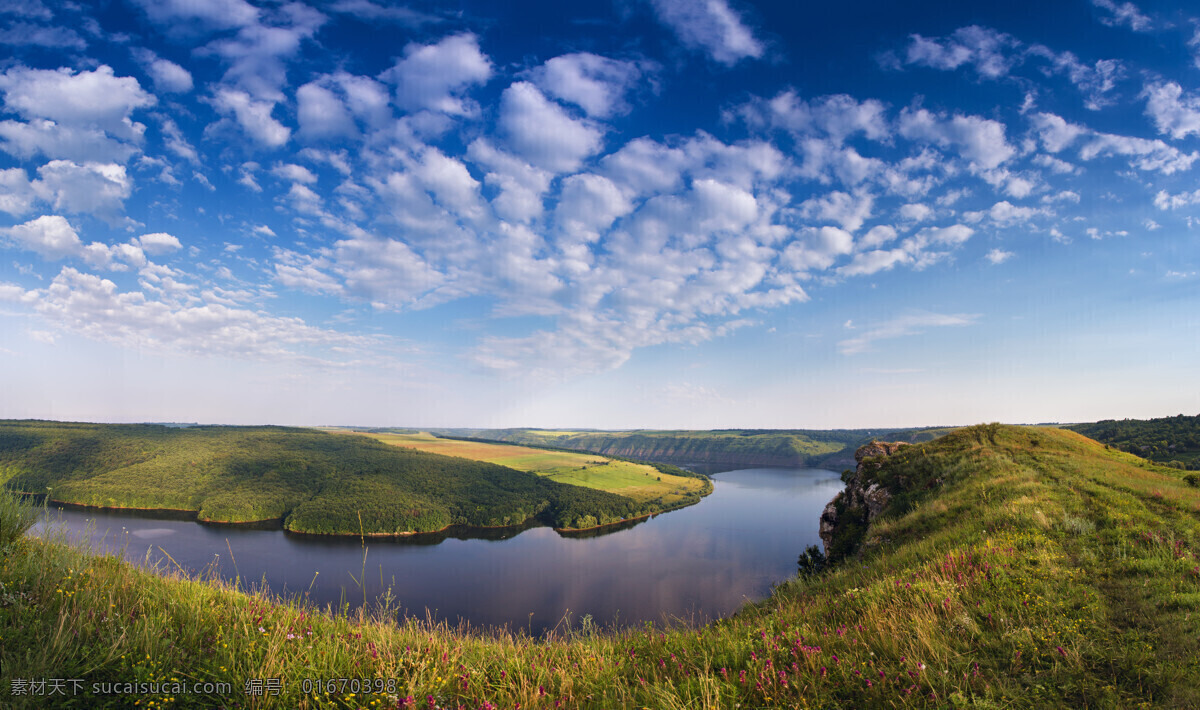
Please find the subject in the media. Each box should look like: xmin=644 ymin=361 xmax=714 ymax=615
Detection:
xmin=4 ymin=423 xmax=1200 ymax=707
xmin=0 ymin=421 xmax=703 ymax=534
xmin=330 ymin=430 xmax=709 ymax=508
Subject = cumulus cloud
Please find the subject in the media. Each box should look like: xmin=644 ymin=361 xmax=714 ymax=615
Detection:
xmin=3 ymin=215 xmax=83 ymax=260
xmin=1153 ymin=188 xmax=1200 ymax=210
xmin=838 ymin=248 xmax=911 ymax=277
xmin=648 ymin=0 xmax=764 ymax=65
xmin=31 ymin=161 xmax=132 ymax=221
xmin=837 ymin=311 xmax=979 ymax=354
xmin=137 ymin=232 xmax=183 ymax=255
xmin=211 ymin=88 xmax=291 ymax=146
xmin=985 ymin=248 xmax=1014 ymax=264
xmin=1143 ymin=82 xmax=1200 ymax=140
xmin=131 ymin=49 xmax=194 ymax=94
xmin=529 ymin=53 xmax=649 ymax=118
xmin=799 ymin=189 xmax=874 ymax=231
xmin=898 ymin=107 xmax=1014 ymax=169
xmin=382 ymin=33 xmax=492 ymax=116
xmin=499 ymin=82 xmax=604 ymax=173
xmin=0 ymin=65 xmax=155 ymax=153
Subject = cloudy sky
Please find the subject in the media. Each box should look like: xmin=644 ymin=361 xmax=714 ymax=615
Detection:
xmin=0 ymin=0 xmax=1197 ymax=429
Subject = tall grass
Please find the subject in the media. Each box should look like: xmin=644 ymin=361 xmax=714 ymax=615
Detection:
xmin=0 ymin=491 xmax=37 ymax=550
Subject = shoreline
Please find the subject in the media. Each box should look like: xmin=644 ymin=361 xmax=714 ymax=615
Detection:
xmin=25 ymin=490 xmax=713 ymax=539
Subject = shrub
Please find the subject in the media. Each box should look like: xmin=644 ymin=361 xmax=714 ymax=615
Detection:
xmin=1184 ymin=473 xmax=1199 ymax=488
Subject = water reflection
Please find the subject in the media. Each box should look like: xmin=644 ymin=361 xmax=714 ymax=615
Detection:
xmin=34 ymin=466 xmax=844 ymax=636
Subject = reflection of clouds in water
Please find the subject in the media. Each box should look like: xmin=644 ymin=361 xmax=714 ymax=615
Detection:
xmin=131 ymin=528 xmax=176 ymax=539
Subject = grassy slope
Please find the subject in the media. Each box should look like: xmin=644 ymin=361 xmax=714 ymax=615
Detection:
xmin=3 ymin=423 xmax=1199 ymax=708
xmin=0 ymin=421 xmax=673 ymax=534
xmin=335 ymin=430 xmax=708 ymax=507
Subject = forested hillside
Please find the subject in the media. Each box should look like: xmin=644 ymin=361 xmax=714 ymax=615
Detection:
xmin=428 ymin=427 xmax=916 ymax=468
xmin=0 ymin=420 xmax=697 ymax=533
xmin=1065 ymin=414 xmax=1200 ymax=469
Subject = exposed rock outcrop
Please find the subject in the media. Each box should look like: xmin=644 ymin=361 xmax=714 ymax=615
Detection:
xmin=819 ymin=441 xmax=909 ymax=559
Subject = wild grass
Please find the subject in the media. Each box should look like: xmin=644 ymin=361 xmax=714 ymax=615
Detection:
xmin=3 ymin=424 xmax=1199 ymax=707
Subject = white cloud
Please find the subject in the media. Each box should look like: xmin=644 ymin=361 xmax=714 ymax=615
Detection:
xmin=898 ymin=203 xmax=933 ymax=222
xmin=26 ymin=266 xmax=370 ymax=365
xmin=555 ymin=173 xmax=634 ymax=241
xmin=838 ymin=248 xmax=911 ymax=277
xmin=31 ymin=160 xmax=132 ymax=220
xmin=964 ymin=200 xmax=1048 ymax=225
xmin=530 ymin=53 xmax=648 ymax=118
xmin=1079 ymin=132 xmax=1199 ymax=174
xmin=859 ymin=224 xmax=898 ymax=249
xmin=4 ymin=215 xmax=82 ymax=259
xmin=467 ymin=139 xmax=553 ymax=223
xmin=1090 ymin=0 xmax=1151 ymax=32
xmin=382 ymin=33 xmax=492 ymax=116
xmin=1143 ymin=82 xmax=1200 ymax=140
xmin=137 ymin=233 xmax=183 ymax=255
xmin=784 ymin=226 xmax=855 ymax=271
xmin=0 ymin=167 xmax=35 ymax=216
xmin=898 ymin=107 xmax=1014 ymax=169
xmin=648 ymin=0 xmax=763 ymax=65
xmin=414 ymin=147 xmax=486 ymax=223
xmin=1027 ymin=47 xmax=1123 ymax=110
xmin=985 ymin=248 xmax=1014 ymax=264
xmin=1153 ymin=188 xmax=1200 ymax=210
xmin=837 ymin=311 xmax=979 ymax=354
xmin=202 ymin=3 xmax=325 ymax=102
xmin=328 ymin=0 xmax=439 ymax=26
xmin=129 ymin=0 xmax=259 ymax=30
xmin=799 ymin=189 xmax=874 ymax=231
xmin=296 ymin=82 xmax=357 ymax=140
xmin=1029 ymin=112 xmax=1086 ymax=153
xmin=211 ymin=88 xmax=291 ymax=147
xmin=132 ymin=49 xmax=194 ymax=93
xmin=904 ymin=25 xmax=1020 ymax=79
xmin=0 ymin=22 xmax=86 ymax=50
xmin=499 ymin=82 xmax=604 ymax=174
xmin=0 ymin=65 xmax=155 ymax=138
xmin=272 ymin=163 xmax=318 ymax=184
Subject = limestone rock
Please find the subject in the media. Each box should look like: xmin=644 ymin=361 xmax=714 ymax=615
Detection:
xmin=819 ymin=440 xmax=909 ymax=556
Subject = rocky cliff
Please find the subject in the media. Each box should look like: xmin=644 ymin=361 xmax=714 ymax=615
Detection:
xmin=818 ymin=441 xmax=909 ymax=561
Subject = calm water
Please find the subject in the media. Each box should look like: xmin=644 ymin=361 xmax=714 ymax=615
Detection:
xmin=32 ymin=466 xmax=843 ymax=636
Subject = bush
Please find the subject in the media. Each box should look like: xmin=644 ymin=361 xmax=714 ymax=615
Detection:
xmin=1184 ymin=473 xmax=1199 ymax=488
xmin=0 ymin=491 xmax=37 ymax=550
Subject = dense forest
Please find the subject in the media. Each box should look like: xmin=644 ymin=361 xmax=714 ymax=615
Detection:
xmin=1065 ymin=414 xmax=1200 ymax=470
xmin=0 ymin=421 xmax=703 ymax=534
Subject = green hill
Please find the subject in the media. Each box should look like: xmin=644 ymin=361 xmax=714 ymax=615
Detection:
xmin=427 ymin=427 xmax=940 ymax=469
xmin=4 ymin=423 xmax=1199 ymax=707
xmin=0 ymin=420 xmax=702 ymax=534
xmin=1065 ymin=413 xmax=1200 ymax=470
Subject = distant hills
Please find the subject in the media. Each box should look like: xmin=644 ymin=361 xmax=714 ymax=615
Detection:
xmin=1064 ymin=414 xmax=1200 ymax=470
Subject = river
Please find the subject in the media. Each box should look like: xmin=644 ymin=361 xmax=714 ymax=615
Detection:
xmin=31 ymin=465 xmax=843 ymax=637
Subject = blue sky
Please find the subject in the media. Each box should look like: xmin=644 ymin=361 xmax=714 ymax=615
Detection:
xmin=0 ymin=0 xmax=1197 ymax=428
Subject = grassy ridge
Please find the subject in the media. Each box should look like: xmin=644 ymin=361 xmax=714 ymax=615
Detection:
xmin=0 ymin=421 xmax=685 ymax=534
xmin=4 ymin=423 xmax=1200 ymax=707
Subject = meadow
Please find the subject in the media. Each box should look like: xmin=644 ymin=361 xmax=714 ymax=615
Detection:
xmin=3 ymin=423 xmax=1198 ymax=707
xmin=0 ymin=421 xmax=705 ymax=535
xmin=334 ymin=430 xmax=708 ymax=508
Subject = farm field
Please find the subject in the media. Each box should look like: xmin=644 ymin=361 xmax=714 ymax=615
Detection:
xmin=330 ymin=430 xmax=708 ymax=506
